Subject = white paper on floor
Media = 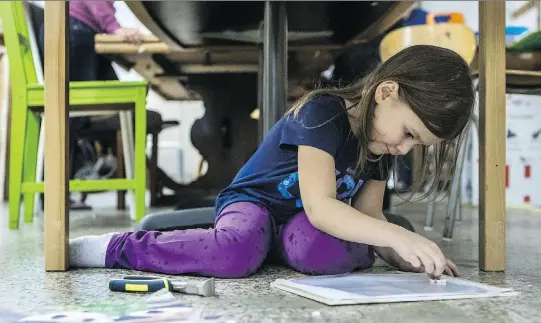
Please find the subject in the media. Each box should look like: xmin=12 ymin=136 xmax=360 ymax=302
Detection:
xmin=271 ymin=273 xmax=519 ymax=305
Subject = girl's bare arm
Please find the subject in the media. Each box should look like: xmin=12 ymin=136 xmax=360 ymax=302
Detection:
xmin=297 ymin=145 xmax=400 ymax=248
xmin=350 ymin=178 xmax=459 ymax=277
xmin=297 ymin=144 xmax=448 ymax=277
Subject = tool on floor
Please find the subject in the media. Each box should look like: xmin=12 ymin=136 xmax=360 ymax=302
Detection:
xmin=108 ymin=275 xmax=216 ymax=297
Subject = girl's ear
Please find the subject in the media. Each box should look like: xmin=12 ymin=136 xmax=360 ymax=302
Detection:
xmin=374 ymin=81 xmax=400 ymax=104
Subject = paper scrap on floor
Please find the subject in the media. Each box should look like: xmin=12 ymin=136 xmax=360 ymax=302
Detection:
xmin=3 ymin=289 xmax=229 ymax=323
xmin=271 ymin=273 xmax=518 ymax=305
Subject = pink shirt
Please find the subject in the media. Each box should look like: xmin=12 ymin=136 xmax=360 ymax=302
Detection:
xmin=69 ymin=0 xmax=121 ymax=34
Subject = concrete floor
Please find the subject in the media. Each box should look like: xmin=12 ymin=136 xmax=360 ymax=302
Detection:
xmin=1 ymin=194 xmax=540 ymax=322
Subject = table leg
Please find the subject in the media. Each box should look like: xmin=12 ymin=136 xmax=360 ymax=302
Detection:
xmin=262 ymin=1 xmax=288 ymax=136
xmin=44 ymin=1 xmax=69 ymax=271
xmin=478 ymin=1 xmax=506 ymax=271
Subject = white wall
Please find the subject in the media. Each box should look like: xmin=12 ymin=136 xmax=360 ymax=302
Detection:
xmin=506 ymin=1 xmax=541 ymax=32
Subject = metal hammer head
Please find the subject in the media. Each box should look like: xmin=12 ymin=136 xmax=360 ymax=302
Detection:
xmin=173 ymin=278 xmax=216 ymax=297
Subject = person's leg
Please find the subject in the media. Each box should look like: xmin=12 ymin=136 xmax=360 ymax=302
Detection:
xmin=275 ymin=211 xmax=375 ymax=275
xmin=272 ymin=210 xmax=417 ymax=275
xmin=70 ymin=202 xmax=273 ymax=278
xmin=97 ymin=54 xmax=119 ymax=81
xmin=38 ymin=21 xmax=92 ymax=207
xmin=66 ymin=17 xmax=95 ymax=141
xmin=39 ymin=20 xmax=93 ymax=175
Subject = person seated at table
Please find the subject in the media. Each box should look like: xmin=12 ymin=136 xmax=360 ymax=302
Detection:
xmin=36 ymin=0 xmax=144 ymax=210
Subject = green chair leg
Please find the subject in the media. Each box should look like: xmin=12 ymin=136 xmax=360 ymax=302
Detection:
xmin=8 ymin=99 xmax=29 ymax=229
xmin=134 ymin=91 xmax=147 ymax=222
xmin=22 ymin=112 xmax=41 ymax=223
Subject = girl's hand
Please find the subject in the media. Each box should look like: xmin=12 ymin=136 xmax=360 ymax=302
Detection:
xmin=387 ymin=226 xmax=449 ymax=277
xmin=375 ymin=246 xmax=460 ymax=277
xmin=412 ymin=258 xmax=460 ymax=278
xmin=442 ymin=258 xmax=460 ymax=277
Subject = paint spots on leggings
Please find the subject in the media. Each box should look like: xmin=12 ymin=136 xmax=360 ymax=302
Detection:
xmin=105 ymin=202 xmax=374 ymax=277
xmin=276 ymin=211 xmax=375 ymax=275
xmin=105 ymin=202 xmax=274 ymax=278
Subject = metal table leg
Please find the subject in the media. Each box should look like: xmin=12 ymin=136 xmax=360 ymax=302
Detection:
xmin=443 ymin=124 xmax=472 ymax=240
xmin=257 ymin=44 xmax=264 ymax=142
xmin=424 ymin=184 xmax=438 ymax=231
xmin=456 ymin=186 xmax=463 ymax=222
xmin=262 ymin=1 xmax=287 ymax=137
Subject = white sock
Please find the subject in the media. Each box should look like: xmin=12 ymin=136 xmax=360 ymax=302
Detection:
xmin=69 ymin=232 xmax=118 ymax=268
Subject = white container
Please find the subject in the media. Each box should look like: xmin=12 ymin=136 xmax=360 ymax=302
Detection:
xmin=146 ymin=138 xmax=185 ymax=184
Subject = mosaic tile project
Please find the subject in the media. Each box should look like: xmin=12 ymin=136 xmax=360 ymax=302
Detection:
xmin=271 ymin=273 xmax=518 ymax=305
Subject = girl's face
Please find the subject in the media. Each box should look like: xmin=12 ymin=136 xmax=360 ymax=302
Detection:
xmin=368 ymin=81 xmax=442 ymax=156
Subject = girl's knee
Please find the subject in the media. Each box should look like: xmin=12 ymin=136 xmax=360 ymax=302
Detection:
xmin=212 ymin=202 xmax=274 ymax=278
xmin=215 ymin=243 xmax=266 ymax=278
xmin=284 ymin=236 xmax=374 ymax=275
xmin=211 ymin=226 xmax=271 ymax=278
xmin=280 ymin=211 xmax=375 ymax=275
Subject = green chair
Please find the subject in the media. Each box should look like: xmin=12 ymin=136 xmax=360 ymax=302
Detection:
xmin=1 ymin=1 xmax=147 ymax=229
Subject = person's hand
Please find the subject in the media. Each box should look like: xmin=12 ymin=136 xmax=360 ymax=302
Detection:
xmin=115 ymin=27 xmax=143 ymax=43
xmin=437 ymin=258 xmax=460 ymax=277
xmin=410 ymin=257 xmax=460 ymax=278
xmin=374 ymin=245 xmax=460 ymax=278
xmin=387 ymin=226 xmax=450 ymax=278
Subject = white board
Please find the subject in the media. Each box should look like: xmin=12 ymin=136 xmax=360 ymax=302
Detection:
xmin=271 ymin=273 xmax=518 ymax=305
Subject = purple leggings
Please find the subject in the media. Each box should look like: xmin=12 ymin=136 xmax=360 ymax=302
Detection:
xmin=106 ymin=202 xmax=375 ymax=278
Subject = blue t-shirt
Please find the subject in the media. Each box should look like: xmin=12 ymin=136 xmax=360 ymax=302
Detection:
xmin=215 ymin=94 xmax=391 ymax=224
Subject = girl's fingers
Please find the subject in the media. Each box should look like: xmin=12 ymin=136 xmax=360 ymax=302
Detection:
xmin=407 ymin=254 xmax=422 ymax=269
xmin=421 ymin=245 xmax=446 ymax=277
xmin=446 ymin=259 xmax=460 ymax=277
xmin=443 ymin=266 xmax=454 ymax=276
xmin=416 ymin=250 xmax=435 ymax=275
xmin=412 ymin=265 xmax=426 ymax=273
xmin=426 ymin=241 xmax=446 ymax=263
xmin=428 ymin=245 xmax=447 ymax=274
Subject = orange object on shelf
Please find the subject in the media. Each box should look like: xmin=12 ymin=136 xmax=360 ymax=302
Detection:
xmin=426 ymin=12 xmax=465 ymax=25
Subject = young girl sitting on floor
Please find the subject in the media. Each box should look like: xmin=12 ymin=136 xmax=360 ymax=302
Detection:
xmin=71 ymin=45 xmax=474 ymax=279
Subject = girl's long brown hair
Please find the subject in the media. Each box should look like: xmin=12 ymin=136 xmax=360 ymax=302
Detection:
xmin=287 ymin=45 xmax=475 ymax=201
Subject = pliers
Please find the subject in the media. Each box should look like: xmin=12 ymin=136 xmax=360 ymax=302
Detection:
xmin=109 ymin=275 xmax=177 ymax=293
xmin=108 ymin=275 xmax=216 ymax=296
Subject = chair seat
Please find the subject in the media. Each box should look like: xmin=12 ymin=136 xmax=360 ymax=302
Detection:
xmin=82 ymin=110 xmax=164 ymax=134
xmin=28 ymin=79 xmax=147 ymax=89
xmin=26 ymin=80 xmax=148 ymax=107
xmin=77 ymin=115 xmax=179 ymax=145
xmin=150 ymin=120 xmax=180 ymax=134
xmin=162 ymin=120 xmax=180 ymax=129
xmin=136 ymin=208 xmax=416 ymax=233
xmin=137 ymin=207 xmax=215 ymax=231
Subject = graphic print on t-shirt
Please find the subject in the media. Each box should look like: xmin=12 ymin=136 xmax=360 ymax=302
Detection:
xmin=277 ymin=166 xmax=364 ymax=208
xmin=214 ymin=95 xmax=392 ymax=224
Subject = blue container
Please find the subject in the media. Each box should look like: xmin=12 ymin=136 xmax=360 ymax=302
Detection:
xmin=475 ymin=26 xmax=528 ymax=45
